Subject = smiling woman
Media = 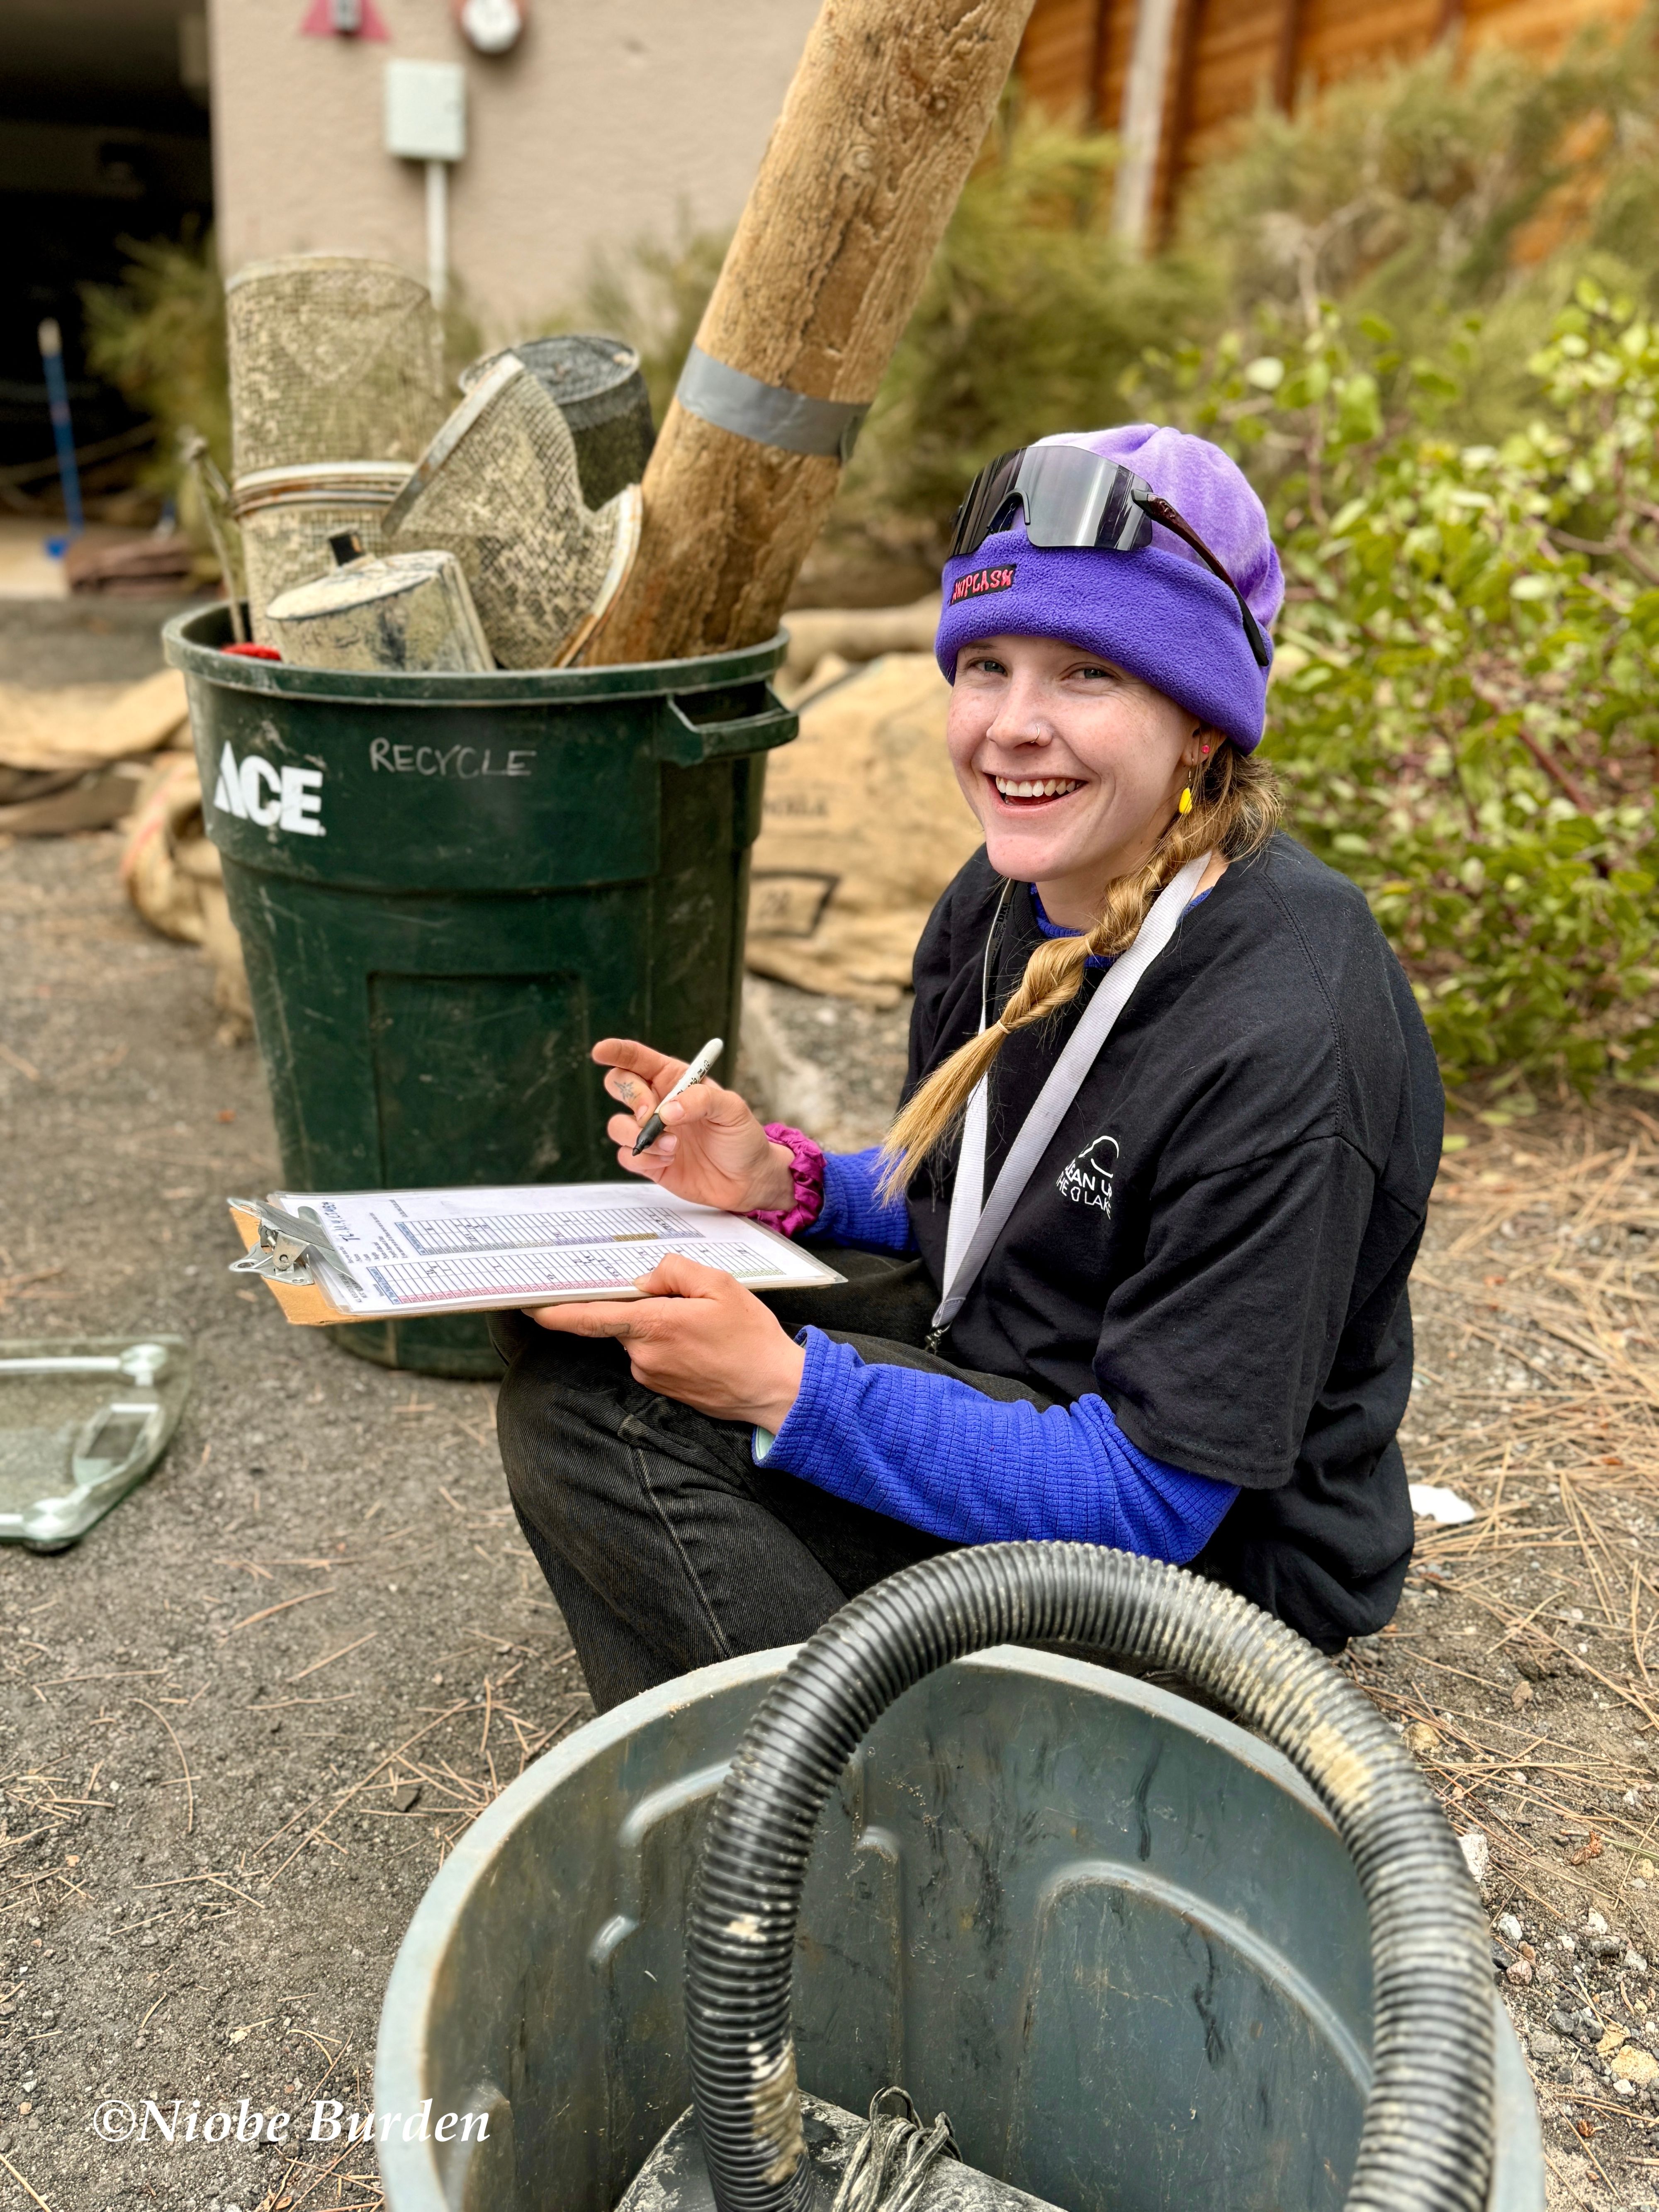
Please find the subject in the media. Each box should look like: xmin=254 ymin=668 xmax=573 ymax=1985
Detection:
xmin=490 ymin=423 xmax=1445 ymax=1712
xmin=952 ymin=637 xmax=1204 ymax=913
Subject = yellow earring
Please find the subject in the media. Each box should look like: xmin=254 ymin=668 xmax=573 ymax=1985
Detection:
xmin=1178 ymin=786 xmax=1193 ymax=816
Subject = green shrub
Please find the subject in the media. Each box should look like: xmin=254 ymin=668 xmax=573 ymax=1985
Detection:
xmin=1182 ymin=16 xmax=1659 ymax=332
xmin=1188 ymin=286 xmax=1659 ymax=1105
xmin=847 ymin=103 xmax=1218 ymax=530
xmin=850 ymin=6 xmax=1659 ymax=545
xmin=81 ymin=224 xmax=229 ymax=493
xmin=554 ymin=218 xmax=731 ymax=428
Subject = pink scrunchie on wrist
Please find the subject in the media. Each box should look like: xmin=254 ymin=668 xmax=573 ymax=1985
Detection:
xmin=747 ymin=1124 xmax=826 ymax=1240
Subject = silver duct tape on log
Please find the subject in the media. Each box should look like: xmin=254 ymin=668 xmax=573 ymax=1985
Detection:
xmin=675 ymin=347 xmax=870 ymax=464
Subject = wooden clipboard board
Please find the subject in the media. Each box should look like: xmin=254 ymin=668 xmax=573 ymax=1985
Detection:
xmin=228 ymin=1201 xmax=355 ymax=1326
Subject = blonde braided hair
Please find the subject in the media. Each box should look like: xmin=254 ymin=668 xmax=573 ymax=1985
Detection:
xmin=877 ymin=737 xmax=1282 ymax=1201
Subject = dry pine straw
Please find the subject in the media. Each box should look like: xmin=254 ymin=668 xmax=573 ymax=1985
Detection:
xmin=1349 ymin=1105 xmax=1659 ymax=2205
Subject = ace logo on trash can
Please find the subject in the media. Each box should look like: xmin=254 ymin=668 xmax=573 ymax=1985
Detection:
xmin=211 ymin=741 xmax=325 ymax=837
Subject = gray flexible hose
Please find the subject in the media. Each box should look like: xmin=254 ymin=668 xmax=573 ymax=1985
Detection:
xmin=683 ymin=1543 xmax=1494 ymax=2212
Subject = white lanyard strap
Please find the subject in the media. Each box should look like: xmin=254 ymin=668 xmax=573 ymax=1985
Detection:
xmin=929 ymin=852 xmax=1211 ymax=1346
xmin=937 ymin=876 xmax=1014 ymax=1300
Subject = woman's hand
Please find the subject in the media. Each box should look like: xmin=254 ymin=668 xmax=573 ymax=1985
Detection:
xmin=529 ymin=1254 xmax=806 ymax=1430
xmin=593 ymin=1037 xmax=794 ymax=1214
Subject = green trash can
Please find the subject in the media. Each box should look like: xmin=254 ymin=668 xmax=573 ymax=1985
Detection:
xmin=163 ymin=605 xmax=798 ymax=1379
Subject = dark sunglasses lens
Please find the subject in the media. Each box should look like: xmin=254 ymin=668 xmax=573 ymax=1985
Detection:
xmin=1095 ymin=470 xmax=1141 ymax=549
xmin=1017 ymin=448 xmax=1144 ymax=550
xmin=950 ymin=449 xmax=1025 ymax=560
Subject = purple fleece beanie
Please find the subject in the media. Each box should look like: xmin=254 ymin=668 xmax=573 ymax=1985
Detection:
xmin=935 ymin=424 xmax=1284 ymax=752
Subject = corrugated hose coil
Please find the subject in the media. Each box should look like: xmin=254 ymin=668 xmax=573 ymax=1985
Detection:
xmin=683 ymin=1541 xmax=1494 ymax=2212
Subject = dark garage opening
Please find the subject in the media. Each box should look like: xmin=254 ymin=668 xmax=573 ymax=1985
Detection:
xmin=0 ymin=0 xmax=213 ymax=515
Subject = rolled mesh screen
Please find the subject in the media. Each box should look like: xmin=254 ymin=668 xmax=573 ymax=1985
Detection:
xmin=384 ymin=357 xmax=637 ymax=669
xmin=226 ymin=256 xmax=445 ymax=477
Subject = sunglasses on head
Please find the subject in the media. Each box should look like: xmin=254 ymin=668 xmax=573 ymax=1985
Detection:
xmin=949 ymin=445 xmax=1271 ymax=669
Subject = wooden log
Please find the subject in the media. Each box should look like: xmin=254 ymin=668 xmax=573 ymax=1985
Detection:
xmin=1111 ymin=0 xmax=1183 ymax=249
xmin=587 ymin=0 xmax=1036 ymax=666
xmin=780 ymin=592 xmax=941 ymax=686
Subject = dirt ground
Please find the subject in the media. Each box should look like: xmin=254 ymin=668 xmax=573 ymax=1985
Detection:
xmin=3 ymin=816 xmax=1658 ymax=2212
xmin=0 ymin=830 xmax=592 ymax=2212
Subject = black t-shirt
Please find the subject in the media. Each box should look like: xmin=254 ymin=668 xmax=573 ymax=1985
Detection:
xmin=902 ymin=832 xmax=1443 ymax=1648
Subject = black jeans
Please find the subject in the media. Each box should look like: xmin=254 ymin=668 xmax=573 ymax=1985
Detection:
xmin=491 ymin=1249 xmax=1056 ymax=1712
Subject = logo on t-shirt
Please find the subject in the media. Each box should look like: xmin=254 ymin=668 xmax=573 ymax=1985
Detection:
xmin=1057 ymin=1133 xmax=1119 ymax=1214
xmin=949 ymin=563 xmax=1017 ymax=604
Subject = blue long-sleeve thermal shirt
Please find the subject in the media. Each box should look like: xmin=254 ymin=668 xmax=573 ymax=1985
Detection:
xmin=754 ymin=1144 xmax=1236 ymax=1563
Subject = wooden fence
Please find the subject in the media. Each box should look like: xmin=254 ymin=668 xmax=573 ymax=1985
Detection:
xmin=1017 ymin=0 xmax=1644 ymax=246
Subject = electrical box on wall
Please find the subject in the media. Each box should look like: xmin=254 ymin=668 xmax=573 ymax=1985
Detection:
xmin=384 ymin=59 xmax=467 ymax=163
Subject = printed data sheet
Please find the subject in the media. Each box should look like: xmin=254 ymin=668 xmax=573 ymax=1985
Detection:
xmin=267 ymin=1181 xmax=844 ymax=1316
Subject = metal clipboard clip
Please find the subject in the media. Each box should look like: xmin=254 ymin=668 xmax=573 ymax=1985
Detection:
xmin=227 ymin=1198 xmax=363 ymax=1292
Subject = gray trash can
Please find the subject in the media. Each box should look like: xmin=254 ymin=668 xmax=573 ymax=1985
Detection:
xmin=375 ymin=1641 xmax=1542 ymax=2212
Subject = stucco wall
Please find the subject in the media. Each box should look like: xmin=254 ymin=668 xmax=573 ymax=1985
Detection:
xmin=207 ymin=0 xmax=820 ymax=339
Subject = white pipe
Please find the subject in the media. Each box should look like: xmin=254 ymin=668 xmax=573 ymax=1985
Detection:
xmin=1111 ymin=0 xmax=1182 ymax=256
xmin=425 ymin=157 xmax=449 ymax=310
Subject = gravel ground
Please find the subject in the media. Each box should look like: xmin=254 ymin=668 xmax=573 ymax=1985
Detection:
xmin=3 ymin=817 xmax=1652 ymax=2212
xmin=0 ymin=831 xmax=589 ymax=2212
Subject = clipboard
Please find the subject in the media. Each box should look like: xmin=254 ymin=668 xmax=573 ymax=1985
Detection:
xmin=226 ymin=1185 xmax=844 ymax=1326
